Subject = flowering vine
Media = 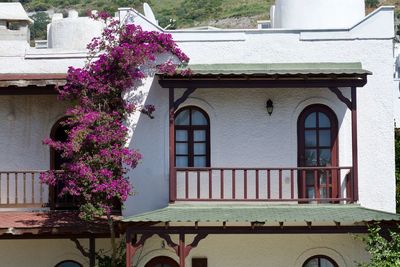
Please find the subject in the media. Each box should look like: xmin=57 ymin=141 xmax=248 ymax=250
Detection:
xmin=40 ymin=12 xmax=189 ymax=265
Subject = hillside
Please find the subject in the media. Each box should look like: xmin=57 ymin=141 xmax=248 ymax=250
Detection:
xmin=2 ymin=0 xmax=398 ymax=41
xmin=11 ymin=0 xmax=398 ymax=29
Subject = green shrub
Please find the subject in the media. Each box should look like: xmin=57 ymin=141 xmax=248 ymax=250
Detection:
xmin=360 ymin=225 xmax=400 ymax=267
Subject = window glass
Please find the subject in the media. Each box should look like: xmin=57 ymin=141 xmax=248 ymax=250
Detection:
xmin=55 ymin=261 xmax=82 ymax=267
xmin=194 ymin=130 xmax=206 ymax=141
xmin=305 ymin=112 xmax=316 ymax=128
xmin=175 ymin=110 xmax=190 ymax=125
xmin=192 ymin=110 xmax=208 ymax=125
xmin=303 ymin=256 xmax=337 ymax=267
xmin=319 ymin=130 xmax=331 ymax=147
xmin=176 ymin=156 xmax=188 ymax=167
xmin=319 ymin=113 xmax=331 ymax=127
xmin=176 ymin=130 xmax=188 ymax=141
xmin=194 ymin=156 xmax=206 ymax=167
xmin=194 ymin=143 xmax=206 ymax=155
xmin=305 ymin=130 xmax=317 ymax=147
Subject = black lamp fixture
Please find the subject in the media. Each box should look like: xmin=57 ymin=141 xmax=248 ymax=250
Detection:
xmin=266 ymin=99 xmax=274 ymax=116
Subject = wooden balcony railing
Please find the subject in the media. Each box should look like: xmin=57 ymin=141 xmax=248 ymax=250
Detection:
xmin=0 ymin=171 xmax=49 ymax=208
xmin=172 ymin=167 xmax=354 ymax=203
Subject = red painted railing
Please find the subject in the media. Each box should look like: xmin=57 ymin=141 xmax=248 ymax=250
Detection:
xmin=172 ymin=167 xmax=353 ymax=203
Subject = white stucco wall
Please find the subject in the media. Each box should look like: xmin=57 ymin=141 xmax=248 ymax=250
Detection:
xmin=0 ymin=95 xmax=69 ymax=205
xmin=0 ymin=238 xmax=111 ymax=267
xmin=132 ymin=234 xmax=369 ymax=267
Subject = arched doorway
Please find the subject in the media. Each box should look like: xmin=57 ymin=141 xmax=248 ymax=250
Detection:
xmin=145 ymin=256 xmax=179 ymax=267
xmin=297 ymin=104 xmax=339 ymax=201
xmin=50 ymin=117 xmax=74 ymax=209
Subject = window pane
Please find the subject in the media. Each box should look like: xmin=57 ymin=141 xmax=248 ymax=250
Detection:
xmin=305 ymin=149 xmax=317 ymax=166
xmin=320 ymin=258 xmax=335 ymax=267
xmin=57 ymin=262 xmax=81 ymax=267
xmin=319 ymin=149 xmax=331 ymax=166
xmin=176 ymin=110 xmax=190 ymax=125
xmin=194 ymin=130 xmax=206 ymax=141
xmin=176 ymin=156 xmax=188 ymax=167
xmin=307 ymin=187 xmax=315 ymax=199
xmin=192 ymin=110 xmax=208 ymax=125
xmin=305 ymin=112 xmax=316 ymax=128
xmin=306 ymin=171 xmax=315 ymax=186
xmin=194 ymin=143 xmax=206 ymax=155
xmin=194 ymin=156 xmax=206 ymax=167
xmin=176 ymin=143 xmax=188 ymax=154
xmin=319 ymin=112 xmax=331 ymax=127
xmin=319 ymin=130 xmax=331 ymax=146
xmin=305 ymin=130 xmax=317 ymax=147
xmin=176 ymin=130 xmax=188 ymax=141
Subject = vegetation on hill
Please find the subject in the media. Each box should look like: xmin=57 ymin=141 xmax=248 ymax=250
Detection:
xmin=13 ymin=0 xmax=397 ymax=29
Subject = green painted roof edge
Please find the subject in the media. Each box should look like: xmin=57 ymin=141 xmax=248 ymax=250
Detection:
xmin=123 ymin=204 xmax=399 ymax=223
xmin=175 ymin=62 xmax=372 ymax=75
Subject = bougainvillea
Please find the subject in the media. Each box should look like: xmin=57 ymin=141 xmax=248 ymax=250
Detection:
xmin=40 ymin=10 xmax=188 ymax=234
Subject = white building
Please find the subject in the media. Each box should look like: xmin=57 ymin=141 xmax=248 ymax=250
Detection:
xmin=0 ymin=1 xmax=398 ymax=267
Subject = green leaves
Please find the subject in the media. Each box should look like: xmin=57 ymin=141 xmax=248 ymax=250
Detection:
xmin=360 ymin=224 xmax=400 ymax=267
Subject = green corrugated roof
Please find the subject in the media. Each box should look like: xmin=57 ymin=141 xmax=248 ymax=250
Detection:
xmin=124 ymin=204 xmax=399 ymax=223
xmin=177 ymin=62 xmax=371 ymax=76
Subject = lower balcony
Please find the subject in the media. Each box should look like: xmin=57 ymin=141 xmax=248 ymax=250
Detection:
xmin=0 ymin=170 xmax=120 ymax=213
xmin=172 ymin=166 xmax=354 ymax=203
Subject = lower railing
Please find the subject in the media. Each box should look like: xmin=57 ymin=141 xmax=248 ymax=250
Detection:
xmin=0 ymin=171 xmax=49 ymax=208
xmin=173 ymin=167 xmax=354 ymax=203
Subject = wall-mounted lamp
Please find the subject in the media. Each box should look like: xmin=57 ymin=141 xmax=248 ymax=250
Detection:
xmin=266 ymin=99 xmax=273 ymax=116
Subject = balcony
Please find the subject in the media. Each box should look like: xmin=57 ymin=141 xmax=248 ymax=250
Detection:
xmin=172 ymin=166 xmax=354 ymax=203
xmin=0 ymin=171 xmax=48 ymax=208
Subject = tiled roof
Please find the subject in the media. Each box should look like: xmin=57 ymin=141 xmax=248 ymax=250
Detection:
xmin=124 ymin=204 xmax=399 ymax=223
xmin=0 ymin=211 xmax=115 ymax=236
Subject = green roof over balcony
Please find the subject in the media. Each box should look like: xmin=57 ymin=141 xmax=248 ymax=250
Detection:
xmin=176 ymin=62 xmax=372 ymax=76
xmin=123 ymin=204 xmax=399 ymax=224
xmin=159 ymin=62 xmax=371 ymax=88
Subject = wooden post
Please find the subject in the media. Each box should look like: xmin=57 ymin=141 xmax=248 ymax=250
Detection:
xmin=179 ymin=233 xmax=185 ymax=267
xmin=351 ymin=87 xmax=359 ymax=202
xmin=89 ymin=236 xmax=96 ymax=267
xmin=169 ymin=88 xmax=176 ymax=203
xmin=126 ymin=231 xmax=132 ymax=267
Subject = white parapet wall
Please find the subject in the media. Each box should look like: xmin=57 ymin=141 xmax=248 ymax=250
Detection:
xmin=272 ymin=0 xmax=366 ymax=29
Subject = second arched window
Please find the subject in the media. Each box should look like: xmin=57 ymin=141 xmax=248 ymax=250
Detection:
xmin=175 ymin=106 xmax=210 ymax=167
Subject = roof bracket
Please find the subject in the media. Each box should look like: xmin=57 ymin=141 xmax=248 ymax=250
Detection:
xmin=174 ymin=87 xmax=197 ymax=110
xmin=329 ymin=87 xmax=352 ymax=109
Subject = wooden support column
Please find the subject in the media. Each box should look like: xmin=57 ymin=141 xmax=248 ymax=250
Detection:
xmin=179 ymin=233 xmax=185 ymax=267
xmin=169 ymin=87 xmax=176 ymax=203
xmin=126 ymin=231 xmax=133 ymax=267
xmin=351 ymin=86 xmax=359 ymax=202
xmin=89 ymin=236 xmax=96 ymax=267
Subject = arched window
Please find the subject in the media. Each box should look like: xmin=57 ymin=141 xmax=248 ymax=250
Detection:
xmin=303 ymin=255 xmax=338 ymax=267
xmin=55 ymin=260 xmax=83 ymax=267
xmin=145 ymin=256 xmax=179 ymax=267
xmin=297 ymin=105 xmax=338 ymax=200
xmin=175 ymin=106 xmax=210 ymax=167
